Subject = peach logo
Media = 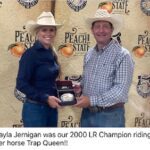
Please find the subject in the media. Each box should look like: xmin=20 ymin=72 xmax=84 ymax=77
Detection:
xmin=58 ymin=43 xmax=75 ymax=58
xmin=8 ymin=42 xmax=25 ymax=57
xmin=67 ymin=0 xmax=87 ymax=12
xmin=137 ymin=75 xmax=150 ymax=98
xmin=17 ymin=0 xmax=38 ymax=9
xmin=140 ymin=0 xmax=150 ymax=16
xmin=132 ymin=46 xmax=146 ymax=58
xmin=98 ymin=1 xmax=113 ymax=13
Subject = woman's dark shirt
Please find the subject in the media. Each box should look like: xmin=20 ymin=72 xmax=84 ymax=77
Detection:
xmin=16 ymin=40 xmax=59 ymax=103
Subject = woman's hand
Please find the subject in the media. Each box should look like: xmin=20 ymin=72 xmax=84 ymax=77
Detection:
xmin=47 ymin=96 xmax=61 ymax=108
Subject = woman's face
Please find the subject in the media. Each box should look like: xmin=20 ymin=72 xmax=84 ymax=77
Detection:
xmin=36 ymin=26 xmax=56 ymax=49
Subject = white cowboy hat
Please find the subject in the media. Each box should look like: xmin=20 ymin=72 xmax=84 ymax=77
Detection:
xmin=26 ymin=11 xmax=62 ymax=35
xmin=86 ymin=9 xmax=123 ymax=35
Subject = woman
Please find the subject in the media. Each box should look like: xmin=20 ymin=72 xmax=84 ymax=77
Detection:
xmin=16 ymin=12 xmax=62 ymax=127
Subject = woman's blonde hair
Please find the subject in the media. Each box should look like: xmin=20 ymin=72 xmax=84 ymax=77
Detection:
xmin=51 ymin=46 xmax=62 ymax=79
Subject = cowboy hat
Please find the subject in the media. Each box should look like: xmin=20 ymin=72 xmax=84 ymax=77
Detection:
xmin=26 ymin=11 xmax=62 ymax=35
xmin=86 ymin=9 xmax=123 ymax=35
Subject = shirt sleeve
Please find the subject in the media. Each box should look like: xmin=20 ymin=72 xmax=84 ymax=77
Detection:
xmin=80 ymin=54 xmax=86 ymax=88
xmin=80 ymin=49 xmax=92 ymax=89
xmin=90 ymin=53 xmax=134 ymax=107
xmin=16 ymin=50 xmax=49 ymax=102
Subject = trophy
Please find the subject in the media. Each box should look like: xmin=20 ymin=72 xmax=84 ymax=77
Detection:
xmin=56 ymin=80 xmax=77 ymax=106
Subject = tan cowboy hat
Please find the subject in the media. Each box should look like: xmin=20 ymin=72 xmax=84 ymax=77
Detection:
xmin=86 ymin=9 xmax=123 ymax=35
xmin=26 ymin=11 xmax=62 ymax=35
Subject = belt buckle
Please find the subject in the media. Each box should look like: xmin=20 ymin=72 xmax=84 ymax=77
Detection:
xmin=97 ymin=106 xmax=103 ymax=112
xmin=89 ymin=106 xmax=99 ymax=113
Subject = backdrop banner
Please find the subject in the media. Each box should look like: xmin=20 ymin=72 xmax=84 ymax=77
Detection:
xmin=0 ymin=0 xmax=149 ymax=127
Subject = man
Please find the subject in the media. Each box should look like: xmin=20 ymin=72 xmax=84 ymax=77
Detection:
xmin=75 ymin=9 xmax=134 ymax=127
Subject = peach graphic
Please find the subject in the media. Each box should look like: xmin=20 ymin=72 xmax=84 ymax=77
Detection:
xmin=8 ymin=42 xmax=25 ymax=57
xmin=58 ymin=43 xmax=75 ymax=57
xmin=98 ymin=1 xmax=113 ymax=13
xmin=132 ymin=46 xmax=145 ymax=58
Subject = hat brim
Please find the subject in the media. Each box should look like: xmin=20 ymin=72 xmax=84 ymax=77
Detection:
xmin=86 ymin=15 xmax=123 ymax=35
xmin=26 ymin=21 xmax=62 ymax=35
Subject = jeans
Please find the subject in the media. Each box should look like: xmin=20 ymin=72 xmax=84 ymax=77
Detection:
xmin=22 ymin=101 xmax=58 ymax=127
xmin=80 ymin=107 xmax=125 ymax=127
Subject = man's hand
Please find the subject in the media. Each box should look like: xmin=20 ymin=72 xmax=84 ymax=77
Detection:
xmin=73 ymin=82 xmax=82 ymax=97
xmin=74 ymin=95 xmax=90 ymax=108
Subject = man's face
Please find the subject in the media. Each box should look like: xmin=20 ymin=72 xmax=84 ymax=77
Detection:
xmin=91 ymin=21 xmax=113 ymax=46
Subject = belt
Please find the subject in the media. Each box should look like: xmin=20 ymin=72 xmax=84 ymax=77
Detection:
xmin=88 ymin=103 xmax=124 ymax=113
xmin=26 ymin=99 xmax=48 ymax=106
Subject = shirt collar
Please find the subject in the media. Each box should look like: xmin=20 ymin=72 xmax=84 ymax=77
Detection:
xmin=33 ymin=40 xmax=51 ymax=51
xmin=94 ymin=39 xmax=119 ymax=53
xmin=94 ymin=45 xmax=103 ymax=55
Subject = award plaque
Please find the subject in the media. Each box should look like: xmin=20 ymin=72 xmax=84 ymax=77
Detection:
xmin=56 ymin=80 xmax=77 ymax=106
